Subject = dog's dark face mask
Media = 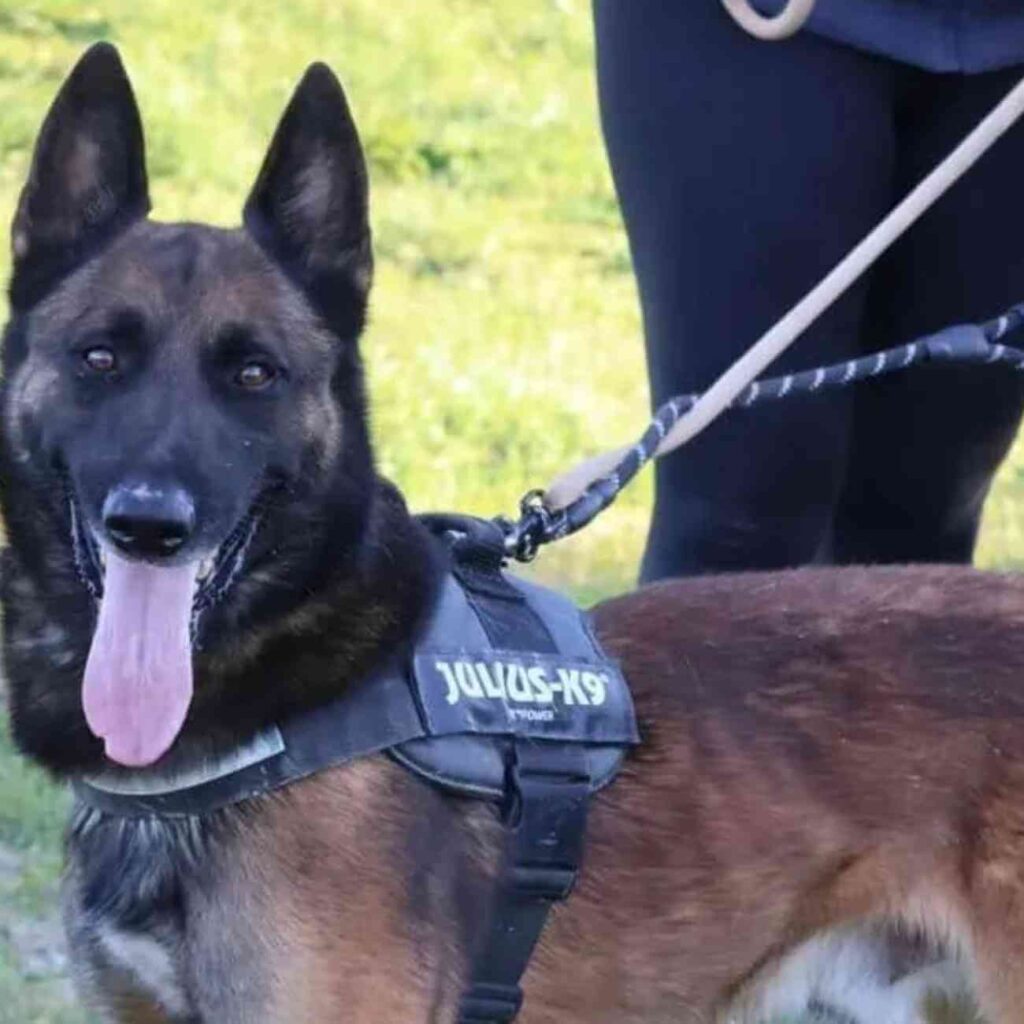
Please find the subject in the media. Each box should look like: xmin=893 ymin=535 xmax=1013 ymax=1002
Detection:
xmin=1 ymin=44 xmax=376 ymax=767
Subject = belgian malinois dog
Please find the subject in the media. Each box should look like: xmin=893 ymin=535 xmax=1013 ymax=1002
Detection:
xmin=7 ymin=43 xmax=1024 ymax=1024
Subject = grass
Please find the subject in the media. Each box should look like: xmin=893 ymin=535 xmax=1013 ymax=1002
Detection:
xmin=0 ymin=722 xmax=86 ymax=1024
xmin=0 ymin=0 xmax=1022 ymax=1019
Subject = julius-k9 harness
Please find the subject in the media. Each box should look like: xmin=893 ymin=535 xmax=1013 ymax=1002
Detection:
xmin=76 ymin=515 xmax=640 ymax=1024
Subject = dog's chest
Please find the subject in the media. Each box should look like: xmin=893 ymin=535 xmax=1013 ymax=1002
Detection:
xmin=63 ymin=806 xmax=270 ymax=1024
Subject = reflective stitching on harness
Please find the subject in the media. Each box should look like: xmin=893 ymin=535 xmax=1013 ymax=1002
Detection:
xmin=85 ymin=727 xmax=285 ymax=797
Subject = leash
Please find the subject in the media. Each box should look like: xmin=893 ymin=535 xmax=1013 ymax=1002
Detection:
xmin=497 ymin=69 xmax=1024 ymax=561
xmin=544 ymin=74 xmax=1024 ymax=518
xmin=500 ymin=308 xmax=1024 ymax=562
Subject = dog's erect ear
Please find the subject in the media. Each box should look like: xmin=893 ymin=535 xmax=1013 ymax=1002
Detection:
xmin=244 ymin=63 xmax=372 ymax=341
xmin=10 ymin=43 xmax=149 ymax=311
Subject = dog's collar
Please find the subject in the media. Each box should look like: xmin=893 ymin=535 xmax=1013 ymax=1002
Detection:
xmin=79 ymin=726 xmax=287 ymax=801
xmin=75 ymin=546 xmax=638 ymax=818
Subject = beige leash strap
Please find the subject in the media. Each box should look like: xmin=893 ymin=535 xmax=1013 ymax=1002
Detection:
xmin=546 ymin=73 xmax=1024 ymax=512
xmin=720 ymin=0 xmax=817 ymax=40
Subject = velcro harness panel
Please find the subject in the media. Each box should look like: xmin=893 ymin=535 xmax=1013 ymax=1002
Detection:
xmin=392 ymin=566 xmax=635 ymax=799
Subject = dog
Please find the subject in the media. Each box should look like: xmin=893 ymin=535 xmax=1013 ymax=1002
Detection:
xmin=5 ymin=42 xmax=1024 ymax=1024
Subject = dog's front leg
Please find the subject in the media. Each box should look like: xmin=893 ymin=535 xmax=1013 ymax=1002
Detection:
xmin=213 ymin=758 xmax=502 ymax=1024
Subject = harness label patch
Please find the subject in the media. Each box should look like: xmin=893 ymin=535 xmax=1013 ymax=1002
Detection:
xmin=414 ymin=651 xmax=638 ymax=743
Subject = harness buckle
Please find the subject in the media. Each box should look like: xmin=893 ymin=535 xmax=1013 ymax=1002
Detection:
xmin=460 ymin=983 xmax=524 ymax=1023
xmin=508 ymin=864 xmax=577 ymax=901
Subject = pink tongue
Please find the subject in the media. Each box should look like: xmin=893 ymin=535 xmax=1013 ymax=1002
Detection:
xmin=83 ymin=547 xmax=199 ymax=767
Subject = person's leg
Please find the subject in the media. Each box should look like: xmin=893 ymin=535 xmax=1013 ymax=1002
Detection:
xmin=832 ymin=66 xmax=1024 ymax=565
xmin=593 ymin=0 xmax=896 ymax=581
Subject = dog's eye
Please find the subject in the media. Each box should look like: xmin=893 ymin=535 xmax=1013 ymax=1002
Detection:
xmin=83 ymin=347 xmax=117 ymax=374
xmin=235 ymin=361 xmax=277 ymax=390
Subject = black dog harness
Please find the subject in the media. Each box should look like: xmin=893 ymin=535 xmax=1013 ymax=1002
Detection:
xmin=75 ymin=516 xmax=639 ymax=1023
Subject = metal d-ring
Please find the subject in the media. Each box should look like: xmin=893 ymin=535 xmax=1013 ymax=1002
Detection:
xmin=498 ymin=489 xmax=553 ymax=563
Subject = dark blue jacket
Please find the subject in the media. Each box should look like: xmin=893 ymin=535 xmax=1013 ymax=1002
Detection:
xmin=753 ymin=0 xmax=1024 ymax=72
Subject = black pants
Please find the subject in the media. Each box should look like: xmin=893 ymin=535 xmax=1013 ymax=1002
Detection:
xmin=594 ymin=0 xmax=1024 ymax=582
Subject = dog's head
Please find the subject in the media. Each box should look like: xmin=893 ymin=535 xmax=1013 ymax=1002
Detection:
xmin=1 ymin=44 xmax=382 ymax=768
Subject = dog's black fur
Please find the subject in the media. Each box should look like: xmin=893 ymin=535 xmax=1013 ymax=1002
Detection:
xmin=1 ymin=43 xmax=459 ymax=1021
xmin=1 ymin=44 xmax=440 ymax=778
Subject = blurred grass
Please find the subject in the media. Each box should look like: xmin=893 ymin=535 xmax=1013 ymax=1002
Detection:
xmin=0 ymin=0 xmax=1020 ymax=1020
xmin=0 ymin=722 xmax=85 ymax=1024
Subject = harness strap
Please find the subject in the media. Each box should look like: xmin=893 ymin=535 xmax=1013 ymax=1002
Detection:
xmin=448 ymin=519 xmax=558 ymax=655
xmin=440 ymin=517 xmax=592 ymax=1024
xmin=459 ymin=743 xmax=589 ymax=1024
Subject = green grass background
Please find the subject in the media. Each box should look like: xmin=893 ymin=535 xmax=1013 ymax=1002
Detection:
xmin=0 ymin=1 xmax=1018 ymax=1019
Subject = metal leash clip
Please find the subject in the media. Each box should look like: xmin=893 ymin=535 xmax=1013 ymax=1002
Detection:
xmin=497 ymin=490 xmax=554 ymax=563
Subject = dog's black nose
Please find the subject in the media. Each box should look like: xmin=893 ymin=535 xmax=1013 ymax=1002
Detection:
xmin=102 ymin=484 xmax=196 ymax=558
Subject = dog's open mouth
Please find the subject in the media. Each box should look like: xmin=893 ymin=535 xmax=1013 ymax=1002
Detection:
xmin=69 ymin=493 xmax=261 ymax=615
xmin=68 ymin=490 xmax=262 ymax=769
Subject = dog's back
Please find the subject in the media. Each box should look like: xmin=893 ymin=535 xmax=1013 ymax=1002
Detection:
xmin=500 ymin=563 xmax=1024 ymax=1021
xmin=582 ymin=564 xmax=1024 ymax=1020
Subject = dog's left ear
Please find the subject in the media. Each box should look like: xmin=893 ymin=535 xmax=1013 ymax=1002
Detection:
xmin=244 ymin=64 xmax=372 ymax=342
xmin=10 ymin=43 xmax=150 ymax=311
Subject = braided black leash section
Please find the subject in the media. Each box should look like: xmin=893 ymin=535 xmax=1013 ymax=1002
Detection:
xmin=501 ymin=306 xmax=1024 ymax=562
xmin=985 ymin=301 xmax=1024 ymax=342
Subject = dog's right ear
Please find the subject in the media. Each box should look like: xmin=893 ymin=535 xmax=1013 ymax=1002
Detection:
xmin=243 ymin=64 xmax=372 ymax=343
xmin=9 ymin=43 xmax=149 ymax=311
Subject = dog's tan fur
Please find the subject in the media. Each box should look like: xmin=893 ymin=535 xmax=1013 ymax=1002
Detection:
xmin=74 ymin=563 xmax=1024 ymax=1022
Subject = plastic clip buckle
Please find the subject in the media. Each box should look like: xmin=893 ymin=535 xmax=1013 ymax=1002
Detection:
xmin=460 ymin=983 xmax=524 ymax=1023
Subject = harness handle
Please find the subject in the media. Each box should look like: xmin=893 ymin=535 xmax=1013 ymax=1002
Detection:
xmin=720 ymin=0 xmax=816 ymax=40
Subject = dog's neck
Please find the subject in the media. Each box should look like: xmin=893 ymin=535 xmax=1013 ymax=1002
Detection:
xmin=4 ymin=477 xmax=443 ymax=779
